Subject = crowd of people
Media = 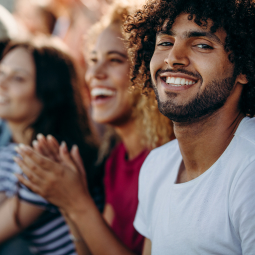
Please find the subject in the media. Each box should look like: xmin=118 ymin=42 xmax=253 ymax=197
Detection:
xmin=0 ymin=0 xmax=255 ymax=254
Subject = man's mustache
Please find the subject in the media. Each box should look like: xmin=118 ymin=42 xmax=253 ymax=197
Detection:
xmin=156 ymin=68 xmax=202 ymax=80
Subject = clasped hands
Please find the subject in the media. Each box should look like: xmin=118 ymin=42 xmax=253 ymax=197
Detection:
xmin=13 ymin=134 xmax=89 ymax=212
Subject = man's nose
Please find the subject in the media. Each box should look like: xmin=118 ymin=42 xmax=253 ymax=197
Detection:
xmin=164 ymin=43 xmax=190 ymax=68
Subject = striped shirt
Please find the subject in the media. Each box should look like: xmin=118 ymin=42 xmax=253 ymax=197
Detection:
xmin=0 ymin=144 xmax=77 ymax=255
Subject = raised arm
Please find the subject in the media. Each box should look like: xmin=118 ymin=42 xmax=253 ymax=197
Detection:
xmin=14 ymin=143 xmax=136 ymax=255
xmin=0 ymin=196 xmax=44 ymax=243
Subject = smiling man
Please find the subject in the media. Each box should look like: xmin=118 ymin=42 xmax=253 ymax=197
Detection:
xmin=125 ymin=0 xmax=255 ymax=254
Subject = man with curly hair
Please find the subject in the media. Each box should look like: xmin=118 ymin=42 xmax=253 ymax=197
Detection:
xmin=125 ymin=0 xmax=255 ymax=254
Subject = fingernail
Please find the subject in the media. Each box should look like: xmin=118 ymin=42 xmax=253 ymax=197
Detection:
xmin=14 ymin=146 xmax=21 ymax=153
xmin=19 ymin=143 xmax=29 ymax=152
xmin=13 ymin=156 xmax=21 ymax=162
xmin=32 ymin=140 xmax=38 ymax=147
xmin=37 ymin=133 xmax=44 ymax=140
xmin=19 ymin=143 xmax=26 ymax=149
xmin=47 ymin=134 xmax=53 ymax=140
xmin=61 ymin=141 xmax=68 ymax=152
xmin=73 ymin=145 xmax=78 ymax=150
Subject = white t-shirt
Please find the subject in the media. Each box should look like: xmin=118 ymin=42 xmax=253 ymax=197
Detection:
xmin=134 ymin=117 xmax=255 ymax=255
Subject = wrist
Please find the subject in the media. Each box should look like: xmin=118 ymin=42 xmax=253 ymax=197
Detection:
xmin=66 ymin=195 xmax=96 ymax=222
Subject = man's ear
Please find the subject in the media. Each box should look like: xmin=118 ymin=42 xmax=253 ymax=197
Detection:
xmin=236 ymin=73 xmax=248 ymax=85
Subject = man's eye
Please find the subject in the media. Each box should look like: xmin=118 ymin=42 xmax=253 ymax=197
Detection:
xmin=196 ymin=44 xmax=213 ymax=49
xmin=158 ymin=42 xmax=173 ymax=47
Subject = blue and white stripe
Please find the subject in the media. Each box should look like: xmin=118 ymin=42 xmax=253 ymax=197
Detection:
xmin=0 ymin=143 xmax=77 ymax=255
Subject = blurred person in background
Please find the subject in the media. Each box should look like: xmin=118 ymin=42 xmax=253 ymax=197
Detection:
xmin=47 ymin=0 xmax=113 ymax=109
xmin=14 ymin=2 xmax=174 ymax=255
xmin=14 ymin=0 xmax=56 ymax=36
xmin=0 ymin=5 xmax=29 ymax=255
xmin=0 ymin=38 xmax=99 ymax=255
xmin=0 ymin=4 xmax=18 ymax=148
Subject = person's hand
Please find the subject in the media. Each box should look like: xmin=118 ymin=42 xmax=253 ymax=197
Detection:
xmin=32 ymin=134 xmax=61 ymax=162
xmin=14 ymin=144 xmax=91 ymax=213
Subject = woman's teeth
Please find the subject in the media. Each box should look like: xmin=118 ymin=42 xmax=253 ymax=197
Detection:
xmin=91 ymin=88 xmax=116 ymax=97
xmin=165 ymin=77 xmax=196 ymax=86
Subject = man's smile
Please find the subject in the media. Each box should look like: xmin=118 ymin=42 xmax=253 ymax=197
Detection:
xmin=158 ymin=72 xmax=199 ymax=91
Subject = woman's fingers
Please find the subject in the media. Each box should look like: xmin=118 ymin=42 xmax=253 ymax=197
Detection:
xmin=46 ymin=135 xmax=59 ymax=151
xmin=13 ymin=155 xmax=45 ymax=182
xmin=59 ymin=142 xmax=77 ymax=172
xmin=46 ymin=135 xmax=61 ymax=161
xmin=15 ymin=173 xmax=42 ymax=195
xmin=36 ymin=134 xmax=52 ymax=157
xmin=70 ymin=145 xmax=86 ymax=177
xmin=32 ymin=140 xmax=45 ymax=156
xmin=35 ymin=134 xmax=60 ymax=162
xmin=15 ymin=144 xmax=54 ymax=173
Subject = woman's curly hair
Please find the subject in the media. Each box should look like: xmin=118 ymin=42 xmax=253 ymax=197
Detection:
xmin=124 ymin=0 xmax=255 ymax=116
xmin=85 ymin=1 xmax=174 ymax=160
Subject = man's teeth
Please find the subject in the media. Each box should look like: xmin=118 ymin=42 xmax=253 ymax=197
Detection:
xmin=91 ymin=88 xmax=116 ymax=97
xmin=165 ymin=77 xmax=196 ymax=86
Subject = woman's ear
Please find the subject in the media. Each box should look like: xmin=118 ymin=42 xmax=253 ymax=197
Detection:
xmin=236 ymin=73 xmax=248 ymax=85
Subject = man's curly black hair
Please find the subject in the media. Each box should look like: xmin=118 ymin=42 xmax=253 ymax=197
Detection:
xmin=124 ymin=0 xmax=255 ymax=116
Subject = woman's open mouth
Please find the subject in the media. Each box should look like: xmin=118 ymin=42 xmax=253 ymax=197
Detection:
xmin=90 ymin=87 xmax=116 ymax=105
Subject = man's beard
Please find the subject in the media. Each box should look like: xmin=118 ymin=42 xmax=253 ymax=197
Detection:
xmin=153 ymin=76 xmax=236 ymax=123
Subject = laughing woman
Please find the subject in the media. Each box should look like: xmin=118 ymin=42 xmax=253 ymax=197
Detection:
xmin=15 ymin=3 xmax=174 ymax=255
xmin=0 ymin=39 xmax=98 ymax=254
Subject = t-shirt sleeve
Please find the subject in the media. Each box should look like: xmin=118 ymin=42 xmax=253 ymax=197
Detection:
xmin=134 ymin=199 xmax=150 ymax=239
xmin=0 ymin=144 xmax=58 ymax=212
xmin=230 ymin=160 xmax=255 ymax=255
xmin=18 ymin=182 xmax=58 ymax=212
xmin=133 ymin=155 xmax=152 ymax=239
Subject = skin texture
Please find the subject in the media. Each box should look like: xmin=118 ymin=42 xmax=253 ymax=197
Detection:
xmin=0 ymin=47 xmax=44 ymax=243
xmin=14 ymin=13 xmax=248 ymax=255
xmin=150 ymin=14 xmax=247 ymax=181
xmin=15 ymin=25 xmax=146 ymax=255
xmin=86 ymin=24 xmax=132 ymax=126
xmin=0 ymin=47 xmax=42 ymax=144
xmin=151 ymin=15 xmax=237 ymax=122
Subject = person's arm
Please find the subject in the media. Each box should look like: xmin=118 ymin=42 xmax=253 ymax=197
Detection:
xmin=142 ymin=238 xmax=151 ymax=255
xmin=103 ymin=203 xmax=115 ymax=226
xmin=0 ymin=196 xmax=44 ymax=243
xmin=60 ymin=209 xmax=92 ymax=255
xmin=15 ymin=143 xmax=136 ymax=255
xmin=0 ymin=192 xmax=7 ymax=205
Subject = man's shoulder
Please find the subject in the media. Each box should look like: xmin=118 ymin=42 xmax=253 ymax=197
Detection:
xmin=140 ymin=139 xmax=179 ymax=178
xmin=235 ymin=117 xmax=255 ymax=146
xmin=151 ymin=139 xmax=179 ymax=156
xmin=146 ymin=139 xmax=179 ymax=163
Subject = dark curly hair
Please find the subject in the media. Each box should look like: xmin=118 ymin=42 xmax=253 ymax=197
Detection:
xmin=125 ymin=0 xmax=255 ymax=116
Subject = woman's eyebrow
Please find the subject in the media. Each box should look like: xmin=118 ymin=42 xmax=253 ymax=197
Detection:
xmin=107 ymin=51 xmax=127 ymax=58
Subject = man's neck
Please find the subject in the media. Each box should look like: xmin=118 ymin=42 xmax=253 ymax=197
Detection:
xmin=174 ymin=106 xmax=244 ymax=183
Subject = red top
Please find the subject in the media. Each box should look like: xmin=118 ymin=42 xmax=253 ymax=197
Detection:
xmin=104 ymin=142 xmax=150 ymax=255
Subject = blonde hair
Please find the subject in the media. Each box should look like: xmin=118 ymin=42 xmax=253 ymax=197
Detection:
xmin=85 ymin=1 xmax=174 ymax=162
